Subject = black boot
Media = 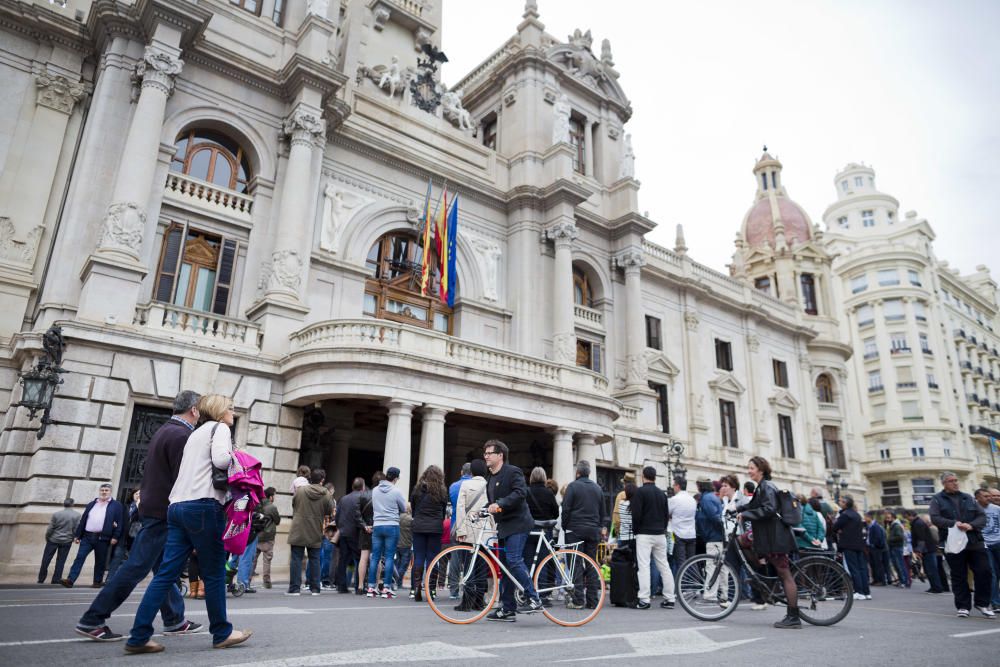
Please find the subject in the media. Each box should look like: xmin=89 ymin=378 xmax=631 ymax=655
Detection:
xmin=773 ymin=606 xmax=802 ymax=629
xmin=412 ymin=565 xmax=423 ymax=602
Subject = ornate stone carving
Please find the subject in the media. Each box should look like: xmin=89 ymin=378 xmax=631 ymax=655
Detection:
xmin=523 ymin=0 xmax=539 ymax=19
xmin=470 ymin=236 xmax=502 ymax=301
xmin=607 ymin=125 xmax=620 ymax=140
xmin=372 ymin=4 xmax=391 ymax=30
xmin=282 ymin=107 xmax=325 ymax=148
xmin=0 ymin=217 xmax=44 ymax=266
xmin=553 ymin=332 xmax=576 ymax=365
xmin=320 ymin=184 xmax=369 ymax=255
xmin=440 ymin=87 xmax=472 ymax=131
xmin=409 ymin=44 xmax=448 ymax=114
xmin=34 ymin=69 xmax=85 ymax=114
xmin=619 ymin=133 xmax=635 ymax=179
xmin=613 ymin=249 xmax=645 ymax=272
xmin=600 ymin=38 xmax=614 ymax=67
xmin=133 ymin=46 xmax=183 ymax=97
xmin=415 ymin=27 xmax=432 ymax=51
xmin=684 ymin=309 xmax=699 ymax=331
xmin=626 ymin=353 xmax=648 ymax=386
xmin=545 ymin=221 xmax=578 ymax=244
xmin=690 ymin=392 xmax=705 ymax=423
xmin=268 ymin=249 xmax=303 ymax=293
xmin=503 ymin=90 xmax=516 ymax=107
xmin=568 ymin=29 xmax=593 ymax=49
xmin=747 ymin=334 xmax=760 ymax=353
xmin=377 ymin=56 xmax=404 ymax=97
xmin=97 ymin=201 xmax=146 ymax=257
xmin=552 ymin=93 xmax=571 ymax=144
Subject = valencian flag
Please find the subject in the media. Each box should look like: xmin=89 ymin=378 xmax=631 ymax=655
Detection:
xmin=441 ymin=194 xmax=459 ymax=307
xmin=418 ymin=179 xmax=434 ymax=295
xmin=434 ymin=186 xmax=449 ymax=301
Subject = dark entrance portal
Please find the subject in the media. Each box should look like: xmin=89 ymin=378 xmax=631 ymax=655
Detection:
xmin=117 ymin=405 xmax=173 ymax=506
xmin=347 ymin=448 xmax=384 ymax=490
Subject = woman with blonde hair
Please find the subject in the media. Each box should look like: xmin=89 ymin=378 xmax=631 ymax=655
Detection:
xmin=124 ymin=394 xmax=251 ymax=653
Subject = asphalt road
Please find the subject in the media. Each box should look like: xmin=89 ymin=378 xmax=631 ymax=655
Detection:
xmin=0 ymin=581 xmax=996 ymax=665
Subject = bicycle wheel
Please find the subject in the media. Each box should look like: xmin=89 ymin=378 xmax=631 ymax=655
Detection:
xmin=534 ymin=549 xmax=604 ymax=627
xmin=794 ymin=556 xmax=853 ymax=626
xmin=676 ymin=554 xmax=741 ymax=621
xmin=425 ymin=545 xmax=498 ymax=624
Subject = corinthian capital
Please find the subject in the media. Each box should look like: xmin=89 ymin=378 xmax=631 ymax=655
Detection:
xmin=134 ymin=46 xmax=183 ymax=96
xmin=612 ymin=248 xmax=645 ymax=271
xmin=282 ymin=107 xmax=326 ymax=148
xmin=34 ymin=68 xmax=86 ymax=114
xmin=545 ymin=221 xmax=578 ymax=244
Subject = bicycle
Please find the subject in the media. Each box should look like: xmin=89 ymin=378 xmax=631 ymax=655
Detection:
xmin=424 ymin=509 xmax=605 ymax=626
xmin=675 ymin=513 xmax=853 ymax=625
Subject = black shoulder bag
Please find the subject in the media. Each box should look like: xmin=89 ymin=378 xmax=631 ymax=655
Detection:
xmin=209 ymin=422 xmax=231 ymax=491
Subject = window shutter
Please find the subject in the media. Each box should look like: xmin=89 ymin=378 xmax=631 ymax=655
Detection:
xmin=155 ymin=225 xmax=185 ymax=303
xmin=592 ymin=342 xmax=602 ymax=374
xmin=212 ymin=238 xmax=238 ymax=315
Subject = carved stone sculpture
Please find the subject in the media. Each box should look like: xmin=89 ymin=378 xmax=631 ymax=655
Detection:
xmin=552 ymin=93 xmax=571 ymax=145
xmin=97 ymin=202 xmax=146 ymax=257
xmin=133 ymin=46 xmax=183 ymax=98
xmin=684 ymin=309 xmax=699 ymax=331
xmin=378 ymin=56 xmax=403 ymax=97
xmin=470 ymin=237 xmax=502 ymax=301
xmin=268 ymin=249 xmax=303 ymax=293
xmin=568 ymin=29 xmax=593 ymax=49
xmin=34 ymin=69 xmax=85 ymax=114
xmin=320 ymin=184 xmax=367 ymax=254
xmin=553 ymin=332 xmax=576 ymax=365
xmin=0 ymin=217 xmax=44 ymax=266
xmin=619 ymin=133 xmax=635 ymax=179
xmin=283 ymin=107 xmax=326 ymax=147
xmin=601 ymin=38 xmax=614 ymax=66
xmin=546 ymin=220 xmax=578 ymax=245
xmin=626 ymin=353 xmax=648 ymax=386
xmin=372 ymin=4 xmax=391 ymax=30
xmin=440 ymin=88 xmax=473 ymax=131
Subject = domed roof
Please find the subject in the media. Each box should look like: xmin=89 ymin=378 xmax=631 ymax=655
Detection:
xmin=743 ymin=196 xmax=812 ymax=248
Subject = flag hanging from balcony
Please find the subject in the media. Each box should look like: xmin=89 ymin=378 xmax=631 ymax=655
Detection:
xmin=418 ymin=179 xmax=434 ymax=295
xmin=991 ymin=436 xmax=999 ymax=454
xmin=441 ymin=194 xmax=459 ymax=308
xmin=434 ymin=186 xmax=449 ymax=302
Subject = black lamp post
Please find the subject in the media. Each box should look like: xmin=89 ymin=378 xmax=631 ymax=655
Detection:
xmin=17 ymin=326 xmax=66 ymax=439
xmin=825 ymin=468 xmax=849 ymax=503
xmin=662 ymin=440 xmax=686 ymax=486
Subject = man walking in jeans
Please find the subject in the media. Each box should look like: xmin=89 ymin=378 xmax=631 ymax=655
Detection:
xmin=483 ymin=439 xmax=543 ymax=621
xmin=631 ymin=466 xmax=675 ymax=610
xmin=72 ymin=391 xmax=203 ymax=641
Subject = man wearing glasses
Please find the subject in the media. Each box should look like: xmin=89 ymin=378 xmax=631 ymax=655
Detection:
xmin=483 ymin=439 xmax=543 ymax=621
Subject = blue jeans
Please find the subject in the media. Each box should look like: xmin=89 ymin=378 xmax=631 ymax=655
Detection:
xmin=289 ymin=545 xmax=320 ymax=593
xmin=411 ymin=532 xmax=442 ymax=593
xmin=67 ymin=534 xmax=110 ymax=584
xmin=889 ymin=546 xmax=910 ymax=586
xmin=922 ymin=550 xmax=945 ymax=593
xmin=394 ymin=546 xmax=412 ymax=588
xmin=844 ymin=549 xmax=870 ymax=596
xmin=369 ymin=525 xmax=400 ymax=591
xmin=237 ymin=535 xmax=258 ymax=587
xmin=498 ymin=532 xmax=539 ymax=613
xmin=987 ymin=543 xmax=1000 ymax=606
xmin=127 ymin=500 xmax=232 ymax=647
xmin=320 ymin=538 xmax=334 ymax=585
xmin=79 ymin=517 xmax=185 ymax=630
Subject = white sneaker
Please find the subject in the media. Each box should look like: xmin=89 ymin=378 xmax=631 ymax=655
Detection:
xmin=957 ymin=608 xmax=970 ymax=618
xmin=864 ymin=595 xmax=872 ymax=600
xmin=852 ymin=593 xmax=865 ymax=600
xmin=751 ymin=603 xmax=768 ymax=611
xmin=974 ymin=605 xmax=996 ymax=618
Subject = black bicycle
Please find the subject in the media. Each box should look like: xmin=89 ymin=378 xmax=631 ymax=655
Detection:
xmin=675 ymin=515 xmax=853 ymax=625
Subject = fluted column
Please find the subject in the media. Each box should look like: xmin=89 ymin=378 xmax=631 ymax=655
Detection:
xmin=614 ymin=249 xmax=648 ymax=389
xmin=384 ymin=400 xmax=417 ymax=499
xmin=417 ymin=405 xmax=451 ymax=476
xmin=546 ymin=221 xmax=578 ymax=365
xmin=265 ymin=105 xmax=326 ymax=302
xmin=575 ymin=432 xmax=599 ymax=466
xmin=551 ymin=427 xmax=575 ymax=492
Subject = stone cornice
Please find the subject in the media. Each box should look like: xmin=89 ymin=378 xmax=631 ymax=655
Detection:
xmin=184 ymin=48 xmax=284 ymax=97
xmin=0 ymin=0 xmax=91 ymax=53
xmin=279 ymin=53 xmax=349 ymax=101
xmin=137 ymin=0 xmax=213 ymax=49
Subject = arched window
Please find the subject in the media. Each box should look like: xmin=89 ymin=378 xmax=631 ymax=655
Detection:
xmin=170 ymin=129 xmax=252 ymax=193
xmin=573 ymin=267 xmax=592 ymax=308
xmin=364 ymin=232 xmax=454 ymax=333
xmin=816 ymin=373 xmax=835 ymax=404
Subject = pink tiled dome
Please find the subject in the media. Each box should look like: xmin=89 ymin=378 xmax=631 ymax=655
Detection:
xmin=744 ymin=197 xmax=812 ymax=248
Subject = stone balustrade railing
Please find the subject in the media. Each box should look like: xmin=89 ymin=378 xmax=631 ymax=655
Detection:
xmin=574 ymin=304 xmax=604 ymax=327
xmin=616 ymin=405 xmax=641 ymax=423
xmin=163 ymin=172 xmax=253 ymax=222
xmin=134 ymin=302 xmax=262 ymax=351
xmin=390 ymin=0 xmax=425 ymax=17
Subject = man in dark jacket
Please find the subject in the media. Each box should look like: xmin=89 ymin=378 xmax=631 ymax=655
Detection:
xmin=288 ymin=468 xmax=336 ymax=596
xmin=484 ymin=439 xmax=542 ymax=621
xmin=561 ymin=460 xmax=607 ymax=609
xmin=39 ymin=498 xmax=80 ymax=584
xmin=335 ymin=477 xmax=365 ymax=593
xmin=63 ymin=484 xmax=123 ymax=589
xmin=630 ymin=466 xmax=674 ymax=610
xmin=905 ymin=509 xmax=943 ymax=593
xmin=833 ymin=496 xmax=869 ymax=600
xmin=73 ymin=390 xmax=203 ymax=642
xmin=929 ymin=471 xmax=993 ymax=617
xmin=865 ymin=511 xmax=890 ymax=585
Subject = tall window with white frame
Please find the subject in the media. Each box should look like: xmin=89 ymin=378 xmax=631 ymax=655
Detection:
xmin=719 ymin=399 xmax=738 ymax=448
xmin=568 ymin=116 xmax=586 ymax=175
xmin=715 ymin=339 xmax=733 ymax=371
xmin=645 ymin=315 xmax=662 ymax=350
xmin=649 ymin=382 xmax=669 ymax=434
xmin=861 ymin=210 xmax=875 ymax=227
xmin=772 ymin=359 xmax=789 ymax=388
xmin=778 ymin=414 xmax=795 ymax=458
xmin=800 ymin=273 xmax=818 ymax=315
xmin=155 ymin=224 xmax=239 ymax=316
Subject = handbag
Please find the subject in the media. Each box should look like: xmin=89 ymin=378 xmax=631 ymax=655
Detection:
xmin=209 ymin=422 xmax=231 ymax=491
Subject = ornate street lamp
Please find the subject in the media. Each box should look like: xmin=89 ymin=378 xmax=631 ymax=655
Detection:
xmin=825 ymin=468 xmax=849 ymax=503
xmin=17 ymin=326 xmax=66 ymax=439
xmin=662 ymin=440 xmax=686 ymax=486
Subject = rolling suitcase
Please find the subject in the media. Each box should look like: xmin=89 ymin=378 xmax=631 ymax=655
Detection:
xmin=609 ymin=545 xmax=638 ymax=608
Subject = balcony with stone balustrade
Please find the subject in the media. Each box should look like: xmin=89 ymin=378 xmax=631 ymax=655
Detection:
xmin=133 ymin=302 xmax=262 ymax=353
xmin=162 ymin=172 xmax=254 ymax=224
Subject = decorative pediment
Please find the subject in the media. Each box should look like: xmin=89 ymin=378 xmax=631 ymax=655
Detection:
xmin=790 ymin=240 xmax=831 ymax=262
xmin=768 ymin=388 xmax=800 ymax=411
xmin=708 ymin=372 xmax=745 ymax=395
xmin=544 ymin=40 xmax=631 ymax=111
xmin=645 ymin=350 xmax=679 ymax=378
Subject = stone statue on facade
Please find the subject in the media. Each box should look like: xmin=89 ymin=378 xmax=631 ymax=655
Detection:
xmin=0 ymin=217 xmax=44 ymax=266
xmin=553 ymin=332 xmax=576 ymax=365
xmin=552 ymin=93 xmax=571 ymax=145
xmin=97 ymin=201 xmax=146 ymax=258
xmin=619 ymin=133 xmax=635 ymax=179
xmin=470 ymin=237 xmax=502 ymax=301
xmin=378 ymin=56 xmax=403 ymax=98
xmin=320 ymin=185 xmax=366 ymax=254
xmin=440 ymin=87 xmax=473 ymax=131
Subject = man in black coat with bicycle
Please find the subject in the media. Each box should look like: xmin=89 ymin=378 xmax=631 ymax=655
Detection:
xmin=561 ymin=460 xmax=607 ymax=609
xmin=484 ymin=439 xmax=543 ymax=622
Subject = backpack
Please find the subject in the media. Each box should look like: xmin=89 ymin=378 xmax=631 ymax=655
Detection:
xmin=776 ymin=489 xmax=802 ymax=526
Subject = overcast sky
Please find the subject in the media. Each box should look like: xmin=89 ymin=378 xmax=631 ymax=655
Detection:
xmin=441 ymin=0 xmax=999 ymax=277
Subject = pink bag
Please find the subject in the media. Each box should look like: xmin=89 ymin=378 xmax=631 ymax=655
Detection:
xmin=222 ymin=450 xmax=264 ymax=555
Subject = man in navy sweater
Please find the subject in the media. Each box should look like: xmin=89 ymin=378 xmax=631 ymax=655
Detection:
xmin=71 ymin=391 xmax=204 ymax=642
xmin=62 ymin=484 xmax=123 ymax=588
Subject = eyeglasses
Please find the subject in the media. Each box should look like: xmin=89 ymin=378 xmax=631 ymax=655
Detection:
xmin=483 ymin=450 xmax=497 ymax=457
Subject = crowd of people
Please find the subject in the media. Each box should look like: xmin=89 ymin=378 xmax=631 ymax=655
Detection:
xmin=38 ymin=391 xmax=1000 ymax=651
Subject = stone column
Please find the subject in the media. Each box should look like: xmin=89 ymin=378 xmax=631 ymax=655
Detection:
xmin=546 ymin=221 xmax=578 ymax=365
xmin=615 ymin=249 xmax=648 ymax=389
xmin=383 ymin=400 xmax=417 ymax=499
xmin=575 ymin=432 xmax=599 ymax=466
xmin=77 ymin=43 xmax=183 ymax=323
xmin=417 ymin=404 xmax=451 ymax=476
xmin=551 ymin=427 xmax=575 ymax=491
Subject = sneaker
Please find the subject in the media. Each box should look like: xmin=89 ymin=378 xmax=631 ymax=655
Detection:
xmin=124 ymin=640 xmax=164 ymax=654
xmin=285 ymin=591 xmax=301 ymax=596
xmin=322 ymin=584 xmax=336 ymax=591
xmin=974 ymin=605 xmax=996 ymax=618
xmin=75 ymin=625 xmax=123 ymax=642
xmin=636 ymin=601 xmax=651 ymax=610
xmin=163 ymin=620 xmax=204 ymax=636
xmin=408 ymin=589 xmax=415 ymax=598
xmin=864 ymin=595 xmax=872 ymax=600
xmin=660 ymin=600 xmax=675 ymax=609
xmin=565 ymin=600 xmax=585 ymax=610
xmin=244 ymin=587 xmax=257 ymax=594
xmin=751 ymin=603 xmax=768 ymax=611
xmin=486 ymin=609 xmax=517 ymax=622
xmin=517 ymin=598 xmax=544 ymax=614
xmin=366 ymin=587 xmax=377 ymax=598
xmin=853 ymin=593 xmax=866 ymax=601
xmin=540 ymin=598 xmax=553 ymax=608
xmin=311 ymin=591 xmax=321 ymax=596
xmin=957 ymin=609 xmax=970 ymax=618
xmin=263 ymin=581 xmax=272 ymax=589
xmin=381 ymin=589 xmax=396 ymax=599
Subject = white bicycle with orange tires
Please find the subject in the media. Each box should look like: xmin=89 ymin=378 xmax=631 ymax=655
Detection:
xmin=424 ymin=509 xmax=605 ymax=627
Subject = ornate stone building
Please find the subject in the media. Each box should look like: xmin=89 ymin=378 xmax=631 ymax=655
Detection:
xmin=0 ymin=0 xmax=943 ymax=579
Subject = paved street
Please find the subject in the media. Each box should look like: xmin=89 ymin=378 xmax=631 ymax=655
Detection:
xmin=0 ymin=582 xmax=995 ymax=665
